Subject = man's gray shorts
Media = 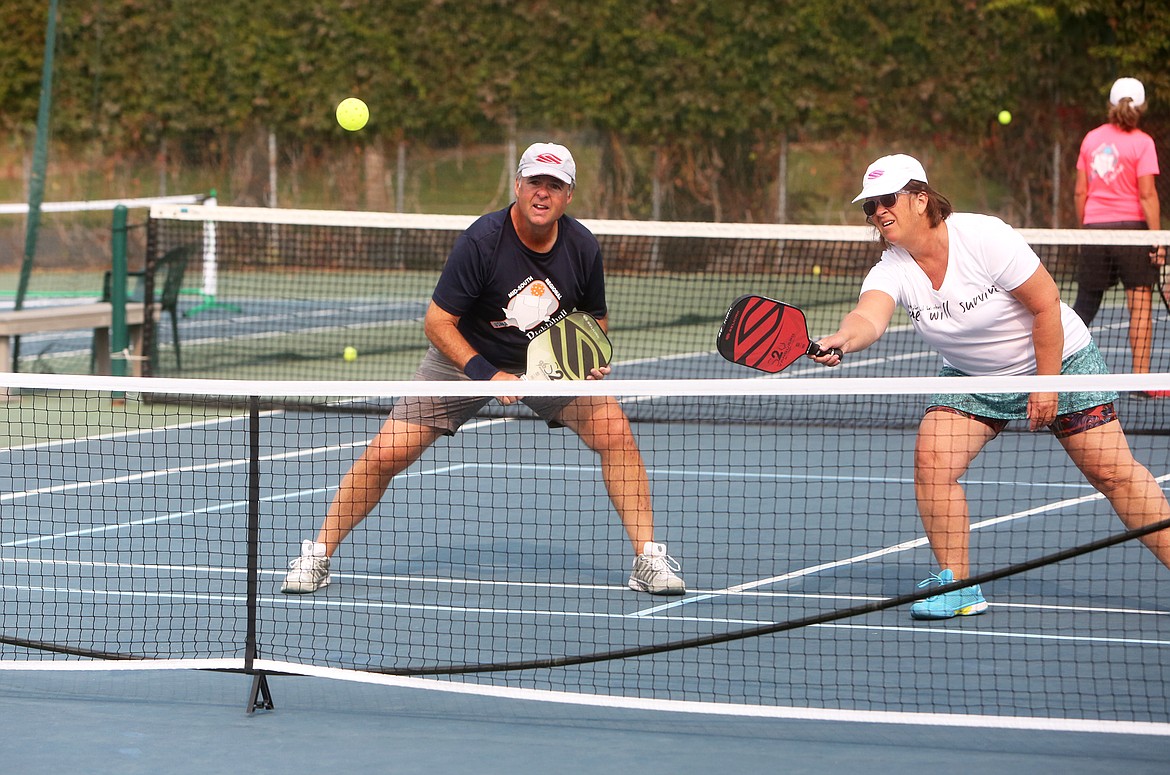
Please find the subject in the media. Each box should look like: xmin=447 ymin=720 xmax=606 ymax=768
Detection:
xmin=389 ymin=346 xmax=576 ymax=434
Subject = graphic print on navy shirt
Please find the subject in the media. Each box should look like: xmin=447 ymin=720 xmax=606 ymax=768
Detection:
xmin=494 ymin=276 xmax=564 ymax=333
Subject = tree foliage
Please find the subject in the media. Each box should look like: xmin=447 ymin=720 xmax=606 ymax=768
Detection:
xmin=0 ymin=0 xmax=1167 ymax=223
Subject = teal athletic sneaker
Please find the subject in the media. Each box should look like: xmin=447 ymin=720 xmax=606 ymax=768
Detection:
xmin=909 ymin=568 xmax=988 ymax=620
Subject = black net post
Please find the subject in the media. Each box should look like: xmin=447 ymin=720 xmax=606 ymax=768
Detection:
xmin=244 ymin=395 xmax=274 ymax=713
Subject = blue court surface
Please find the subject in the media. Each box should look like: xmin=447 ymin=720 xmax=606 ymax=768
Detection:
xmin=2 ymin=302 xmax=1170 ymax=772
xmin=1 ymin=668 xmax=1169 ymax=775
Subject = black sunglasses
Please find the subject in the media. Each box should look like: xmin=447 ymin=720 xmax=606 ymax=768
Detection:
xmin=861 ymin=191 xmax=906 ymax=218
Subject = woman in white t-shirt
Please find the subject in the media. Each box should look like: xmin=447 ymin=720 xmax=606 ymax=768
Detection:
xmin=812 ymin=154 xmax=1170 ymax=620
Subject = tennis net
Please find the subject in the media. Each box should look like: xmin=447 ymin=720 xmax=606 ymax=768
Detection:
xmin=0 ymin=194 xmax=206 ymax=291
xmin=145 ymin=204 xmax=1170 ymax=384
xmin=2 ymin=370 xmax=1168 ymax=732
xmin=0 ymin=194 xmax=206 ymax=374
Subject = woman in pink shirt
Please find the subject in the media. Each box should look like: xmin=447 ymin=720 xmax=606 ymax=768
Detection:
xmin=1074 ymin=77 xmax=1167 ymax=395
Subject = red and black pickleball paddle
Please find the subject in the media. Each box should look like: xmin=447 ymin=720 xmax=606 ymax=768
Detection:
xmin=716 ymin=294 xmax=842 ymax=373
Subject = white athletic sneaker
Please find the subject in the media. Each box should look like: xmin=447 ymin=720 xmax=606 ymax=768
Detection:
xmin=280 ymin=540 xmax=331 ymax=594
xmin=628 ymin=542 xmax=686 ymax=595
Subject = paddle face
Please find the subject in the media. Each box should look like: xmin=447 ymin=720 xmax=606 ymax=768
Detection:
xmin=525 ymin=312 xmax=613 ymax=381
xmin=717 ymin=295 xmax=831 ymax=373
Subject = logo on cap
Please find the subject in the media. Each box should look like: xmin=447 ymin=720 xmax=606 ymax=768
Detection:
xmin=534 ymin=153 xmax=564 ymax=165
xmin=866 ymin=170 xmax=886 ymax=181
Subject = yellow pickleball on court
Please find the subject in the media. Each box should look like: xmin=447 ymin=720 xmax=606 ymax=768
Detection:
xmin=336 ymin=98 xmax=369 ymax=131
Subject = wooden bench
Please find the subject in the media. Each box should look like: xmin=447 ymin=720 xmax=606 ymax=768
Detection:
xmin=0 ymin=302 xmax=152 ymax=377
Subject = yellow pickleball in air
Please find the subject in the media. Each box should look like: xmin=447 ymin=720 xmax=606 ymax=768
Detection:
xmin=343 ymin=346 xmax=358 ymax=362
xmin=336 ymin=98 xmax=369 ymax=131
xmin=997 ymin=110 xmax=1012 ymax=125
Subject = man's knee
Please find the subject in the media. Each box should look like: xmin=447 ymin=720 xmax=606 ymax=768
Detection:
xmin=578 ymin=415 xmax=639 ymax=454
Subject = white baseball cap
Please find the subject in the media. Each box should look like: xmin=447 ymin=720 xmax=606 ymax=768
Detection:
xmin=517 ymin=142 xmax=576 ymax=186
xmin=852 ymin=154 xmax=929 ymax=203
xmin=1110 ymin=77 xmax=1146 ymax=107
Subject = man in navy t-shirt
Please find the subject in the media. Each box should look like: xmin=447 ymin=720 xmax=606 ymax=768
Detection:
xmin=430 ymin=197 xmax=607 ymax=373
xmin=282 ymin=142 xmax=685 ymax=597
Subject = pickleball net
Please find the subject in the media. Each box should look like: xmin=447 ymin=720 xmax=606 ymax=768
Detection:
xmin=143 ymin=204 xmax=1170 ymax=387
xmin=2 ymin=370 xmax=1168 ymax=732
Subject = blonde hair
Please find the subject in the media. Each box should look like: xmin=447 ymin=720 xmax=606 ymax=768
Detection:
xmin=1109 ymin=98 xmax=1145 ymax=132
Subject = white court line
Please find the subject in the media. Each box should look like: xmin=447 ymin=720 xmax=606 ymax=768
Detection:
xmin=631 ymin=472 xmax=1170 ymax=618
xmin=0 ymin=584 xmax=773 ymax=628
xmin=817 ymin=621 xmax=1170 ymax=647
xmin=4 ymin=582 xmax=1167 ymax=647
xmin=4 ymin=456 xmax=1092 ymax=544
xmin=0 ymin=413 xmax=247 ymax=455
xmin=2 ymin=411 xmax=522 ymax=510
xmin=2 ymin=460 xmax=477 ymax=547
xmin=5 ymin=554 xmax=1166 ymax=618
xmin=0 ymin=410 xmax=522 ymax=543
xmin=2 ymin=487 xmax=324 ymax=547
xmin=177 ymin=314 xmax=422 ymax=348
xmin=0 ymin=438 xmax=371 ymax=506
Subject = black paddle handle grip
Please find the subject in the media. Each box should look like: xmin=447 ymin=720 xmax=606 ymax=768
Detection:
xmin=806 ymin=342 xmax=843 ymax=360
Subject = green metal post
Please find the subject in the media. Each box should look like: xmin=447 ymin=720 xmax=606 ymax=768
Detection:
xmin=12 ymin=0 xmax=59 ymax=370
xmin=110 ymin=205 xmax=128 ymax=377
